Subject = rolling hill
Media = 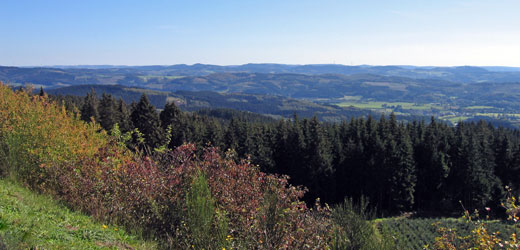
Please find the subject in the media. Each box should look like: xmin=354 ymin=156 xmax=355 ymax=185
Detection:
xmin=46 ymin=84 xmax=376 ymax=122
xmin=5 ymin=64 xmax=520 ymax=126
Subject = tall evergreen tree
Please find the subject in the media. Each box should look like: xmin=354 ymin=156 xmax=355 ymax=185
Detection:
xmin=509 ymin=145 xmax=520 ymax=191
xmin=130 ymin=94 xmax=164 ymax=150
xmin=116 ymin=99 xmax=132 ymax=133
xmin=302 ymin=116 xmax=334 ymax=203
xmin=386 ymin=126 xmax=416 ymax=212
xmin=415 ymin=117 xmax=451 ymax=211
xmin=249 ymin=125 xmax=275 ymax=172
xmin=98 ymin=93 xmax=118 ymax=131
xmin=160 ymin=101 xmax=183 ymax=129
xmin=39 ymin=86 xmax=46 ymax=97
xmin=363 ymin=115 xmax=386 ymax=210
xmin=160 ymin=101 xmax=185 ymax=148
xmin=80 ymin=89 xmax=99 ymax=123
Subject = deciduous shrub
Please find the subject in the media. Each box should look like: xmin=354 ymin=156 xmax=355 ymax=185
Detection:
xmin=0 ymin=83 xmax=105 ymax=189
xmin=0 ymin=83 xmax=336 ymax=248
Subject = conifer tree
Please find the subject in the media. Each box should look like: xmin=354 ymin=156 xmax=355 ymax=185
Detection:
xmin=414 ymin=117 xmax=451 ymax=211
xmin=160 ymin=101 xmax=183 ymax=129
xmin=510 ymin=145 xmax=520 ymax=191
xmin=98 ymin=93 xmax=118 ymax=131
xmin=204 ymin=118 xmax=224 ymax=148
xmin=116 ymin=99 xmax=132 ymax=133
xmin=130 ymin=94 xmax=164 ymax=150
xmin=160 ymin=101 xmax=185 ymax=148
xmin=80 ymin=89 xmax=99 ymax=123
xmin=39 ymin=86 xmax=46 ymax=97
xmin=303 ymin=116 xmax=334 ymax=203
xmin=272 ymin=119 xmax=291 ymax=175
xmin=363 ymin=115 xmax=386 ymax=210
xmin=387 ymin=126 xmax=416 ymax=212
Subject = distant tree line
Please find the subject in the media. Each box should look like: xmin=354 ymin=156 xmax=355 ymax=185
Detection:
xmin=52 ymin=90 xmax=520 ymax=216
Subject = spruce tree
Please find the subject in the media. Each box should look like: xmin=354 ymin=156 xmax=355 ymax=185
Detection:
xmin=303 ymin=116 xmax=334 ymax=203
xmin=39 ymin=86 xmax=46 ymax=97
xmin=160 ymin=101 xmax=183 ymax=129
xmin=116 ymin=99 xmax=132 ymax=133
xmin=98 ymin=93 xmax=118 ymax=131
xmin=414 ymin=117 xmax=451 ymax=211
xmin=387 ymin=126 xmax=416 ymax=212
xmin=80 ymin=89 xmax=99 ymax=123
xmin=130 ymin=94 xmax=164 ymax=150
xmin=160 ymin=101 xmax=185 ymax=148
xmin=510 ymin=145 xmax=520 ymax=191
xmin=272 ymin=119 xmax=291 ymax=175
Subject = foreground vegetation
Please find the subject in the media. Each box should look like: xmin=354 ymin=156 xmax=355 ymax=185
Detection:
xmin=0 ymin=83 xmax=339 ymax=248
xmin=0 ymin=179 xmax=156 ymax=249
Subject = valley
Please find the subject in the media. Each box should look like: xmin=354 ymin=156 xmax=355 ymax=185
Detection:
xmin=4 ymin=64 xmax=520 ymax=127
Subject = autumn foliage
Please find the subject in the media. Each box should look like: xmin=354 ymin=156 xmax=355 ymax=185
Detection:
xmin=0 ymin=84 xmax=106 ymax=186
xmin=0 ymin=83 xmax=334 ymax=248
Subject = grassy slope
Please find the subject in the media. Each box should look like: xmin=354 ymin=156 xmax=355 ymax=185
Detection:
xmin=0 ymin=179 xmax=157 ymax=250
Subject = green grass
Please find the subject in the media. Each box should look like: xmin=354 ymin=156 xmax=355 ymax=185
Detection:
xmin=0 ymin=179 xmax=157 ymax=250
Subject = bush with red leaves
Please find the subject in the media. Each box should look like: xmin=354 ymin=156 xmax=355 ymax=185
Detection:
xmin=52 ymin=143 xmax=333 ymax=249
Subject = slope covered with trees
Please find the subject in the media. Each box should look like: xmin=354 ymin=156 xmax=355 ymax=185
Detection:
xmin=72 ymin=91 xmax=520 ymax=216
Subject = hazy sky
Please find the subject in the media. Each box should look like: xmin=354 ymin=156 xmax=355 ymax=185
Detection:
xmin=1 ymin=0 xmax=519 ymax=66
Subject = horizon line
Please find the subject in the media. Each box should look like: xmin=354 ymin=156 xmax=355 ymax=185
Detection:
xmin=4 ymin=63 xmax=520 ymax=69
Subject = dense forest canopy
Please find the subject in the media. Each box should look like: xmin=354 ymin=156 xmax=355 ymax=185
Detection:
xmin=56 ymin=90 xmax=520 ymax=216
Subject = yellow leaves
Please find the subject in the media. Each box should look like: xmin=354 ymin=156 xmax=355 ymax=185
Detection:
xmin=0 ymin=84 xmax=109 ymax=189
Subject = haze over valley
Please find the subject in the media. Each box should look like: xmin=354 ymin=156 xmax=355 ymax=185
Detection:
xmin=2 ymin=0 xmax=520 ymax=249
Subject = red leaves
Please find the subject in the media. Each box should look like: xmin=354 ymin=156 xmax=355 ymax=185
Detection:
xmin=49 ymin=142 xmax=332 ymax=248
xmin=0 ymin=83 xmax=332 ymax=248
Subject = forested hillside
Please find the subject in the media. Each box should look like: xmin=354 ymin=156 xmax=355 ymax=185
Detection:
xmin=46 ymin=84 xmax=378 ymax=122
xmin=68 ymin=90 xmax=520 ymax=216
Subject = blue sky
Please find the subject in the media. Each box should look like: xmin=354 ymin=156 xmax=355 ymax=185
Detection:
xmin=1 ymin=0 xmax=519 ymax=66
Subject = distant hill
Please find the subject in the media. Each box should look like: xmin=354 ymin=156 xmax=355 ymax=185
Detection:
xmin=47 ymin=84 xmax=173 ymax=108
xmin=4 ymin=64 xmax=520 ymax=89
xmin=47 ymin=84 xmax=376 ymax=122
